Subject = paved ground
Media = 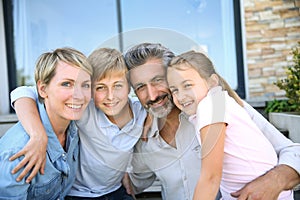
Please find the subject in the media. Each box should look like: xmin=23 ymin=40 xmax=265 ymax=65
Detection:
xmin=136 ymin=192 xmax=161 ymax=200
xmin=136 ymin=190 xmax=300 ymax=200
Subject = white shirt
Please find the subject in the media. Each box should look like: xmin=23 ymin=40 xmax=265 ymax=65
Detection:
xmin=71 ymin=97 xmax=146 ymax=197
xmin=194 ymin=87 xmax=293 ymax=199
xmin=130 ymin=112 xmax=201 ymax=200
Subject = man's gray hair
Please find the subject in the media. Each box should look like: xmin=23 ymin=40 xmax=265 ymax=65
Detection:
xmin=124 ymin=43 xmax=175 ymax=70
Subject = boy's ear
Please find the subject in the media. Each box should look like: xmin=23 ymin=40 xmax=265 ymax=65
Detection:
xmin=37 ymin=80 xmax=47 ymax=98
xmin=208 ymin=74 xmax=219 ymax=88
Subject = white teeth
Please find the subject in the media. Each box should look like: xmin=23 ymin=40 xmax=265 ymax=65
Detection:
xmin=182 ymin=102 xmax=192 ymax=107
xmin=66 ymin=104 xmax=82 ymax=109
xmin=104 ymin=102 xmax=117 ymax=106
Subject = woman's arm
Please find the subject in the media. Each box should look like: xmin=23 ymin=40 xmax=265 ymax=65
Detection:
xmin=193 ymin=123 xmax=226 ymax=200
xmin=10 ymin=86 xmax=47 ymax=183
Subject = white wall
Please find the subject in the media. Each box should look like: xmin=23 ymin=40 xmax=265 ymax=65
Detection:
xmin=0 ymin=0 xmax=11 ymax=114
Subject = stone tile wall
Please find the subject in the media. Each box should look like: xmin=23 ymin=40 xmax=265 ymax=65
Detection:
xmin=243 ymin=0 xmax=300 ymax=101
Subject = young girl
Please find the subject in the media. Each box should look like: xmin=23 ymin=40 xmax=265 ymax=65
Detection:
xmin=167 ymin=50 xmax=294 ymax=200
xmin=10 ymin=48 xmax=146 ymax=199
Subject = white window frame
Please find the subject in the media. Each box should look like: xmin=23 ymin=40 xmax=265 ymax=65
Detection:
xmin=0 ymin=0 xmax=10 ymax=115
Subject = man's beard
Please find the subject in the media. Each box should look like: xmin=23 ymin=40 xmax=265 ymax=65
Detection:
xmin=146 ymin=93 xmax=174 ymax=118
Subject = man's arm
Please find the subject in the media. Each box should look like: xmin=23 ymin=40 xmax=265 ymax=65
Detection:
xmin=234 ymin=102 xmax=300 ymax=199
xmin=231 ymin=165 xmax=299 ymax=199
xmin=244 ymin=101 xmax=300 ymax=174
xmin=10 ymin=86 xmax=47 ymax=183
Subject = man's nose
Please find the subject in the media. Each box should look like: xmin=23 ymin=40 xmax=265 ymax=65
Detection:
xmin=146 ymin=84 xmax=159 ymax=101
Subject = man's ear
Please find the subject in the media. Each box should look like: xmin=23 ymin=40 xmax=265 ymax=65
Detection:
xmin=208 ymin=74 xmax=219 ymax=88
xmin=37 ymin=80 xmax=47 ymax=98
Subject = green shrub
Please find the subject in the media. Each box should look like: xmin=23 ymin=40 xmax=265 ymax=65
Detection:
xmin=265 ymin=41 xmax=300 ymax=113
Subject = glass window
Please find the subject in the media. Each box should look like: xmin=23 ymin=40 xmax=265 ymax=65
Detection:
xmin=8 ymin=0 xmax=243 ymax=94
xmin=120 ymin=0 xmax=237 ymax=89
xmin=12 ymin=0 xmax=119 ymax=85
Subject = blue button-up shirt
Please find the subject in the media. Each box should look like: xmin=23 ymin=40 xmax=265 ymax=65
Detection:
xmin=0 ymin=101 xmax=79 ymax=200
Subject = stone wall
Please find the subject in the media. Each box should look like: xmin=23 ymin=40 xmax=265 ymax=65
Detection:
xmin=243 ymin=0 xmax=300 ymax=101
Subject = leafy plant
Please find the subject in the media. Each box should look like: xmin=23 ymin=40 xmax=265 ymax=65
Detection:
xmin=265 ymin=41 xmax=300 ymax=113
xmin=265 ymin=99 xmax=297 ymax=113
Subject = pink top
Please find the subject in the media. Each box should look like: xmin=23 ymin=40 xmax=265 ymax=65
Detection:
xmin=192 ymin=86 xmax=293 ymax=199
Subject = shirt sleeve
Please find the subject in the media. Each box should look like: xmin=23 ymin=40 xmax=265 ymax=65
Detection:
xmin=10 ymin=86 xmax=38 ymax=108
xmin=0 ymin=151 xmax=29 ymax=199
xmin=129 ymin=144 xmax=157 ymax=194
xmin=195 ymin=87 xmax=227 ymax=131
xmin=243 ymin=101 xmax=300 ymax=175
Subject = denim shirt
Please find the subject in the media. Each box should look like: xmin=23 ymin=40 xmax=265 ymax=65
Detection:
xmin=0 ymin=101 xmax=79 ymax=200
xmin=10 ymin=86 xmax=147 ymax=197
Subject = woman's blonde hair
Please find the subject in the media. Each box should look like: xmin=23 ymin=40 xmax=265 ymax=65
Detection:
xmin=34 ymin=47 xmax=93 ymax=102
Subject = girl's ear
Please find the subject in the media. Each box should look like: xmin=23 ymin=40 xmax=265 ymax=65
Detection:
xmin=208 ymin=74 xmax=219 ymax=88
xmin=37 ymin=80 xmax=47 ymax=98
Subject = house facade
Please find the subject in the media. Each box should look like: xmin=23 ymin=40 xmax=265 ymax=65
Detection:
xmin=0 ymin=0 xmax=299 ymax=115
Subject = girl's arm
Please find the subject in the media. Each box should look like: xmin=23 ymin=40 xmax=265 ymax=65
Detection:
xmin=9 ymin=86 xmax=47 ymax=183
xmin=193 ymin=122 xmax=226 ymax=200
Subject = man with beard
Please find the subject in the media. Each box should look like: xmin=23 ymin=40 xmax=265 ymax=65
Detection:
xmin=125 ymin=43 xmax=300 ymax=200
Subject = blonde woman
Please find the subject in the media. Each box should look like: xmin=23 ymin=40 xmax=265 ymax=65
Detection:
xmin=0 ymin=47 xmax=92 ymax=199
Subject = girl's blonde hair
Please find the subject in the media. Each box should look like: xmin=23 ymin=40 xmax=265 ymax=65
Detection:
xmin=169 ymin=50 xmax=244 ymax=107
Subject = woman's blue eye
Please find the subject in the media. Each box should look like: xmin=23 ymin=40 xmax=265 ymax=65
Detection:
xmin=62 ymin=82 xmax=71 ymax=87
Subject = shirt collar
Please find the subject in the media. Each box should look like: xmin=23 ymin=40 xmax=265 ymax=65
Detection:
xmin=37 ymin=101 xmax=74 ymax=162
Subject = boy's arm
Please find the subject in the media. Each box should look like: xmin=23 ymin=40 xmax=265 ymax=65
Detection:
xmin=10 ymin=86 xmax=47 ymax=183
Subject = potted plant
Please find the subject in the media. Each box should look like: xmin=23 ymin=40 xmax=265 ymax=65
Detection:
xmin=265 ymin=41 xmax=300 ymax=142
